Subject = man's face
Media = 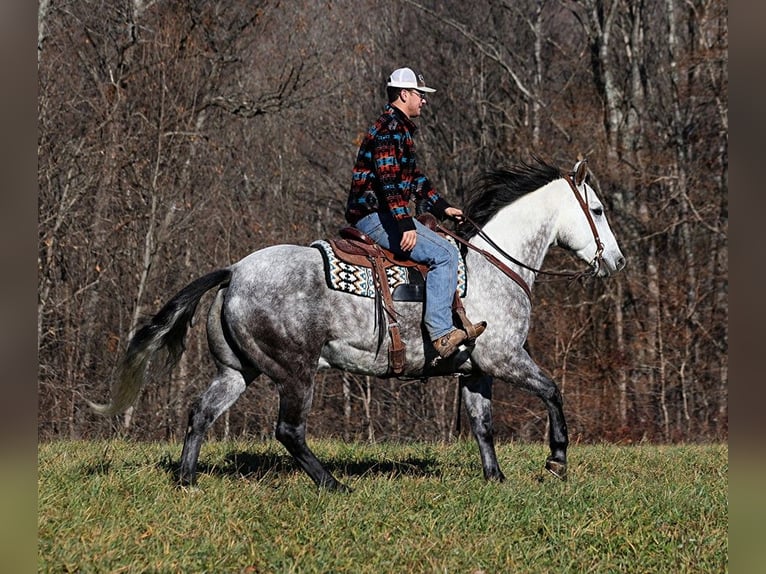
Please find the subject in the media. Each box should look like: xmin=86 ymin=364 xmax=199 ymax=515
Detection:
xmin=401 ymin=89 xmax=428 ymax=118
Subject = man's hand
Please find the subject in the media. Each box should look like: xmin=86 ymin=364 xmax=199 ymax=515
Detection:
xmin=400 ymin=230 xmax=417 ymax=252
xmin=445 ymin=207 xmax=464 ymax=222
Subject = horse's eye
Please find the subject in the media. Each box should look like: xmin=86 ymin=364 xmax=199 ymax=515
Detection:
xmin=592 ymin=206 xmax=603 ymax=217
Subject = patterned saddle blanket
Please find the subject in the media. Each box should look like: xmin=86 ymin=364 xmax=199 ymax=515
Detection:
xmin=311 ymin=237 xmax=467 ymax=301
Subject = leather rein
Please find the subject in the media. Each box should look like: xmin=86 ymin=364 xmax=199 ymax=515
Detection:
xmin=436 ymin=173 xmax=605 ymax=301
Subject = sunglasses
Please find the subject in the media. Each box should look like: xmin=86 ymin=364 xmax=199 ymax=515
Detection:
xmin=408 ymin=90 xmax=427 ymax=101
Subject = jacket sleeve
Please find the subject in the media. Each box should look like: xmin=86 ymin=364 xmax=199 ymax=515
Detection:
xmin=414 ymin=174 xmax=451 ymax=220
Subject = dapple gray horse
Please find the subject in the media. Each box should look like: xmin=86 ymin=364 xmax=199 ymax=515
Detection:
xmin=89 ymin=158 xmax=625 ymax=491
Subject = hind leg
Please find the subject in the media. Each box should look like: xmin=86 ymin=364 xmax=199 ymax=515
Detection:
xmin=179 ymin=365 xmax=256 ymax=486
xmin=461 ymin=374 xmax=505 ymax=482
xmin=274 ymin=376 xmax=348 ymax=492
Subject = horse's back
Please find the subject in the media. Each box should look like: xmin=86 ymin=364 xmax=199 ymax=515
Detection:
xmin=233 ymin=243 xmax=323 ymax=280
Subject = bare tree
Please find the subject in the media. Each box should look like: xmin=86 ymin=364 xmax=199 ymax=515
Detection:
xmin=38 ymin=0 xmax=727 ymax=443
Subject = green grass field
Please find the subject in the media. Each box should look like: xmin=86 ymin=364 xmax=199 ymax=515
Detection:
xmin=38 ymin=440 xmax=727 ymax=573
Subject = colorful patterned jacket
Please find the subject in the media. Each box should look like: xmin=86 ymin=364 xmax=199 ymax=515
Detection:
xmin=345 ymin=104 xmax=451 ymax=232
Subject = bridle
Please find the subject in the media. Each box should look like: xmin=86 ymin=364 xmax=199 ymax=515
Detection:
xmin=436 ymin=168 xmax=605 ymax=301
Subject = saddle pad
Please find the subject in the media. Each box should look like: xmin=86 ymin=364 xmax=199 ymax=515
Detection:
xmin=311 ymin=238 xmax=467 ymax=299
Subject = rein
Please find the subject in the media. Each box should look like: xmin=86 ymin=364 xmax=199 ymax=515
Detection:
xmin=436 ymin=173 xmax=605 ymax=299
xmin=435 ymin=223 xmax=532 ymax=300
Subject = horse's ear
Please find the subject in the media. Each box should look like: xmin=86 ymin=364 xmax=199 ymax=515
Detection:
xmin=573 ymin=159 xmax=588 ymax=186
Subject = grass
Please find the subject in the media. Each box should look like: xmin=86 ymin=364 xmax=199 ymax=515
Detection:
xmin=38 ymin=440 xmax=727 ymax=573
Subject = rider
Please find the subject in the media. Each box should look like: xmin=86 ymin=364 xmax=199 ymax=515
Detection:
xmin=345 ymin=67 xmax=486 ymax=359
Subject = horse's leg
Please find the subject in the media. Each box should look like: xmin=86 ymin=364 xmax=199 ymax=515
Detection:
xmin=512 ymin=358 xmax=569 ymax=480
xmin=540 ymin=378 xmax=569 ymax=480
xmin=460 ymin=374 xmax=505 ymax=482
xmin=178 ymin=286 xmax=260 ymax=486
xmin=274 ymin=375 xmax=349 ymax=492
xmin=178 ymin=365 xmax=255 ymax=486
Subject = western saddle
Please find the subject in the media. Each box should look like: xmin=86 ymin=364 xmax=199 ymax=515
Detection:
xmin=327 ymin=213 xmax=478 ymax=374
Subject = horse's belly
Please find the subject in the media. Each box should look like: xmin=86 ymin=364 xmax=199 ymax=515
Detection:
xmin=318 ymin=340 xmax=389 ymax=376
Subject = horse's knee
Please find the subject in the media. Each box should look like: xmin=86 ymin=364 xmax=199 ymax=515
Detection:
xmin=463 ymin=393 xmax=490 ymax=421
xmin=548 ymin=382 xmax=563 ymax=402
xmin=529 ymin=375 xmax=562 ymax=404
xmin=469 ymin=407 xmax=493 ymax=436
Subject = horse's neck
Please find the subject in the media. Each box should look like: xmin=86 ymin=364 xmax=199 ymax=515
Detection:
xmin=472 ymin=183 xmax=561 ymax=287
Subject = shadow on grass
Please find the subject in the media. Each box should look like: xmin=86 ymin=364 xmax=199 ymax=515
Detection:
xmin=78 ymin=460 xmax=114 ymax=477
xmin=156 ymin=449 xmax=441 ymax=484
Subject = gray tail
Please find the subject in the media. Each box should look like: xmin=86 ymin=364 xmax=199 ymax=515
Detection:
xmin=87 ymin=268 xmax=232 ymax=416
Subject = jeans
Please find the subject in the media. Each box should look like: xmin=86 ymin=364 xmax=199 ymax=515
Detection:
xmin=354 ymin=212 xmax=459 ymax=340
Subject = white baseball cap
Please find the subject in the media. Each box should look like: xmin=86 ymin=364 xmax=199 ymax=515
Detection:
xmin=386 ymin=67 xmax=436 ymax=93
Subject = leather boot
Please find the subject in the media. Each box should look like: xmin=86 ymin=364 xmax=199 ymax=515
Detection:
xmin=463 ymin=320 xmax=487 ymax=343
xmin=432 ymin=329 xmax=468 ymax=359
xmin=453 ymin=301 xmax=487 ymax=343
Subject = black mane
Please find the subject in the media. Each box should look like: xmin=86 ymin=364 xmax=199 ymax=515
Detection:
xmin=460 ymin=157 xmax=562 ymax=239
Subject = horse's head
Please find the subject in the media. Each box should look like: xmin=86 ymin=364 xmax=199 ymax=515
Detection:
xmin=556 ymin=160 xmax=626 ymax=277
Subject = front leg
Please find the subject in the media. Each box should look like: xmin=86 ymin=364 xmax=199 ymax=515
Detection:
xmin=460 ymin=374 xmax=505 ymax=482
xmin=542 ymin=378 xmax=568 ymax=481
xmin=509 ymin=352 xmax=569 ymax=481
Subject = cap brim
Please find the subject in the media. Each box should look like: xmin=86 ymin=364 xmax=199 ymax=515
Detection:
xmin=387 ymin=81 xmax=437 ymax=92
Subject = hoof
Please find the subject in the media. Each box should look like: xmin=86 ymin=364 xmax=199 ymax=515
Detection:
xmin=545 ymin=458 xmax=568 ymax=481
xmin=321 ymin=480 xmax=353 ymax=494
xmin=179 ymin=484 xmax=203 ymax=494
xmin=177 ymin=473 xmax=197 ymax=488
xmin=177 ymin=479 xmax=200 ymax=491
xmin=484 ymin=470 xmax=506 ymax=483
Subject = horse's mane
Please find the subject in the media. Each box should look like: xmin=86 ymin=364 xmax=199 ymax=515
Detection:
xmin=460 ymin=157 xmax=562 ymax=240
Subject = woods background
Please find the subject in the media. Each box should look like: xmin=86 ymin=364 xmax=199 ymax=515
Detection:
xmin=37 ymin=0 xmax=727 ymax=444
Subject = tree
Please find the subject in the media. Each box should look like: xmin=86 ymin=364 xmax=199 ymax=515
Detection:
xmin=38 ymin=0 xmax=727 ymax=444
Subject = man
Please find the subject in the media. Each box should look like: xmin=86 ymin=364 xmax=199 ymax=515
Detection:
xmin=345 ymin=67 xmax=486 ymax=359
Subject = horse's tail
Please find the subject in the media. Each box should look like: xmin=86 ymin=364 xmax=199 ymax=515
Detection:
xmin=87 ymin=268 xmax=232 ymax=416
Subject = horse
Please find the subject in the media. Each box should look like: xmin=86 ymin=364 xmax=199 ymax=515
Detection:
xmin=88 ymin=157 xmax=626 ymax=491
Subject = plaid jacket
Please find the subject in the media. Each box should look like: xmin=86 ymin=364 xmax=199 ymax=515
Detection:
xmin=345 ymin=104 xmax=450 ymax=232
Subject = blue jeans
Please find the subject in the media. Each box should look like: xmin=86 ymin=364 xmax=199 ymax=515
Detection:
xmin=354 ymin=212 xmax=459 ymax=340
